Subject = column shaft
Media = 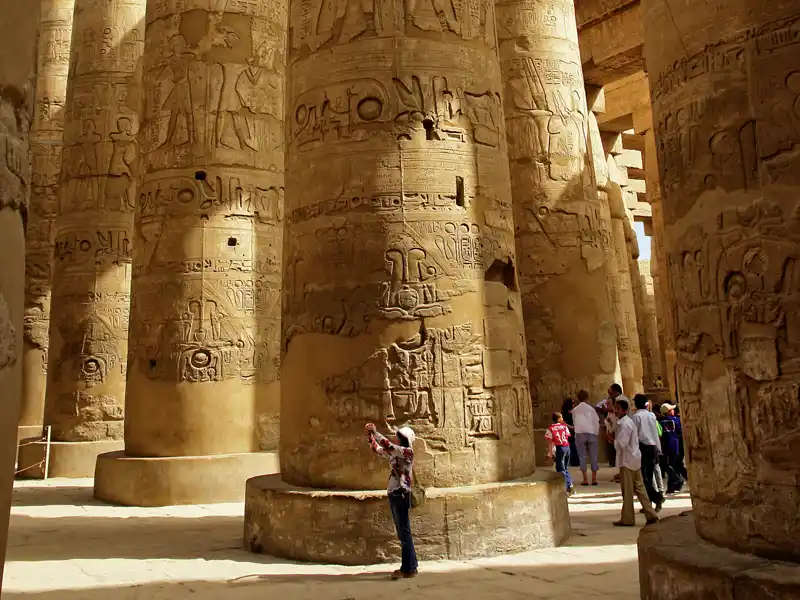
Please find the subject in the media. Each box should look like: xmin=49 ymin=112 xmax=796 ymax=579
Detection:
xmin=498 ymin=0 xmax=619 ymax=429
xmin=124 ymin=1 xmax=285 ymax=457
xmin=0 ymin=0 xmax=38 ymax=589
xmin=282 ymin=0 xmax=533 ymax=490
xmin=31 ymin=0 xmax=145 ymax=477
xmin=22 ymin=0 xmax=75 ymax=435
xmin=644 ymin=0 xmax=800 ymax=562
xmin=643 ymin=126 xmax=674 ymax=396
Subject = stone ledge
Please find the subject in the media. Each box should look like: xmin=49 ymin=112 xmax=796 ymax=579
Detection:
xmin=94 ymin=450 xmax=279 ymax=507
xmin=244 ymin=471 xmax=570 ymax=565
xmin=17 ymin=439 xmax=124 ymax=479
xmin=638 ymin=513 xmax=800 ymax=600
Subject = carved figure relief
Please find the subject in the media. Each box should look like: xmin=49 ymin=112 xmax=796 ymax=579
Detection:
xmin=669 ymin=202 xmax=800 ymax=499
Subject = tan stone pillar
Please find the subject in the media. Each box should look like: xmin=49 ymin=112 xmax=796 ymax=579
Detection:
xmin=20 ymin=0 xmax=75 ymax=448
xmin=642 ymin=125 xmax=675 ymax=396
xmin=0 ymin=0 xmax=38 ymax=591
xmin=627 ymin=226 xmax=655 ymax=389
xmin=606 ymin=183 xmax=643 ymax=395
xmin=243 ymin=0 xmax=569 ymax=563
xmin=93 ymin=0 xmax=284 ymax=506
xmin=638 ymin=0 xmax=800 ymax=596
xmin=498 ymin=0 xmax=619 ymax=431
xmin=622 ymin=210 xmax=644 ymax=393
xmin=635 ymin=258 xmax=665 ymax=390
xmin=18 ymin=0 xmax=145 ymax=479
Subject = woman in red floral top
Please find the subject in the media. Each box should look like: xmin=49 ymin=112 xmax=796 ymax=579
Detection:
xmin=545 ymin=412 xmax=574 ymax=495
xmin=366 ymin=423 xmax=418 ymax=579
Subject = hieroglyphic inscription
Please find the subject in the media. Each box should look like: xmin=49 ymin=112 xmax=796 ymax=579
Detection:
xmin=652 ymin=15 xmax=800 ymax=223
xmin=44 ymin=0 xmax=145 ymax=443
xmin=281 ymin=0 xmax=534 ymax=489
xmin=497 ymin=0 xmax=617 ymax=424
xmin=124 ymin=0 xmax=287 ymax=455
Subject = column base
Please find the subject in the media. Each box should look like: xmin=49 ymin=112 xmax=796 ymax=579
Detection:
xmin=244 ymin=471 xmax=571 ymax=565
xmin=15 ymin=425 xmax=42 ymax=468
xmin=16 ymin=439 xmax=123 ymax=479
xmin=638 ymin=513 xmax=800 ymax=600
xmin=94 ymin=450 xmax=279 ymax=506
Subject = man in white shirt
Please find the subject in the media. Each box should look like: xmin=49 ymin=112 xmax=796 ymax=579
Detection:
xmin=613 ymin=398 xmax=658 ymax=526
xmin=571 ymin=389 xmax=600 ymax=486
xmin=631 ymin=394 xmax=664 ymax=511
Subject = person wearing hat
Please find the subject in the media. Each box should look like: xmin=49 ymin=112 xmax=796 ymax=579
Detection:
xmin=658 ymin=403 xmax=684 ymax=493
xmin=365 ymin=423 xmax=418 ymax=579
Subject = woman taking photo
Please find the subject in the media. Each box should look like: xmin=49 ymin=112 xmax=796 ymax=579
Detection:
xmin=365 ymin=423 xmax=418 ymax=579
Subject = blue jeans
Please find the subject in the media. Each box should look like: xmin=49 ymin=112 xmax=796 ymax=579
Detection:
xmin=555 ymin=446 xmax=573 ymax=491
xmin=389 ymin=491 xmax=418 ymax=573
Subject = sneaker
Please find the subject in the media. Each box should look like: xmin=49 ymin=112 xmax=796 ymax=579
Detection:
xmin=391 ymin=570 xmax=417 ymax=580
xmin=568 ymin=486 xmax=576 ymax=496
xmin=613 ymin=521 xmax=635 ymax=527
xmin=655 ymin=501 xmax=663 ymax=513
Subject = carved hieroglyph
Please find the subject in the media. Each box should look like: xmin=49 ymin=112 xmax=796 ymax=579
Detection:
xmin=22 ymin=0 xmax=75 ymax=430
xmin=644 ymin=0 xmax=800 ymax=562
xmin=281 ymin=0 xmax=535 ymax=489
xmin=45 ymin=0 xmax=145 ymax=443
xmin=497 ymin=0 xmax=618 ymax=427
xmin=125 ymin=0 xmax=286 ymax=456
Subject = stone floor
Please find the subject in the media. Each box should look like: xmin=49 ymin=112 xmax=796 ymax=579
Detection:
xmin=3 ymin=468 xmax=692 ymax=599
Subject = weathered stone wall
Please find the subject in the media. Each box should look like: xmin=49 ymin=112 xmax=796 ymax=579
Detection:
xmin=44 ymin=0 xmax=145 ymax=444
xmin=644 ymin=0 xmax=800 ymax=562
xmin=498 ymin=0 xmax=618 ymax=429
xmin=124 ymin=0 xmax=285 ymax=457
xmin=0 ymin=0 xmax=39 ymax=589
xmin=280 ymin=0 xmax=534 ymax=490
xmin=22 ymin=0 xmax=75 ymax=433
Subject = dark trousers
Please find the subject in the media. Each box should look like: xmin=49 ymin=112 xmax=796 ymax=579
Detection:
xmin=639 ymin=443 xmax=663 ymax=506
xmin=389 ymin=492 xmax=418 ymax=573
xmin=568 ymin=434 xmax=580 ymax=467
xmin=606 ymin=437 xmax=616 ymax=467
xmin=662 ymin=452 xmax=684 ymax=493
xmin=554 ymin=445 xmax=573 ymax=491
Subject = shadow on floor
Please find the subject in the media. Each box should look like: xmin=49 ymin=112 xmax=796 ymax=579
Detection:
xmin=1 ymin=557 xmax=641 ymax=599
xmin=7 ymin=514 xmax=268 ymax=562
xmin=11 ymin=482 xmax=100 ymax=508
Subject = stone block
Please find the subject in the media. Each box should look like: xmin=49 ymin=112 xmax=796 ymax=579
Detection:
xmin=17 ymin=439 xmax=124 ymax=479
xmin=244 ymin=472 xmax=571 ymax=565
xmin=94 ymin=450 xmax=279 ymax=506
xmin=638 ymin=513 xmax=800 ymax=600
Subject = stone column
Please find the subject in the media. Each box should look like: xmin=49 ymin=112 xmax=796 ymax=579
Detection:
xmin=642 ymin=125 xmax=675 ymax=396
xmin=638 ymin=1 xmax=800 ymax=597
xmin=19 ymin=0 xmax=75 ymax=449
xmin=243 ymin=0 xmax=569 ymax=563
xmin=635 ymin=258 xmax=665 ymax=390
xmin=18 ymin=0 xmax=145 ymax=478
xmin=607 ymin=180 xmax=643 ymax=396
xmin=622 ymin=209 xmax=644 ymax=394
xmin=93 ymin=0 xmax=285 ymax=506
xmin=0 ymin=0 xmax=38 ymax=591
xmin=627 ymin=226 xmax=656 ymax=389
xmin=498 ymin=0 xmax=619 ymax=432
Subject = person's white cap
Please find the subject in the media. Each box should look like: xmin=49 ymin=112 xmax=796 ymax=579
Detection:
xmin=660 ymin=403 xmax=676 ymax=415
xmin=397 ymin=426 xmax=416 ymax=445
